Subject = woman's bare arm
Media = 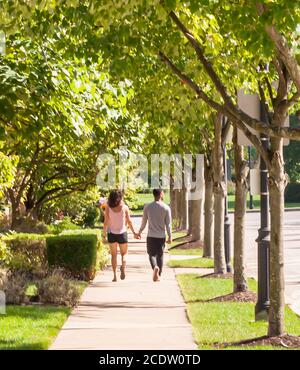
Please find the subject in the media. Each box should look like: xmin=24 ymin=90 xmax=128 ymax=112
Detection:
xmin=102 ymin=205 xmax=109 ymax=240
xmin=125 ymin=207 xmax=137 ymax=236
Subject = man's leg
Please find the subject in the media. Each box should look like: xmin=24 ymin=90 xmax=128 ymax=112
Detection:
xmin=156 ymin=241 xmax=165 ymax=276
xmin=148 ymin=237 xmax=163 ymax=281
xmin=146 ymin=237 xmax=157 ymax=269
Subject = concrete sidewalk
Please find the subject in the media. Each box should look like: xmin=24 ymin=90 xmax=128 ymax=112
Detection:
xmin=50 ymin=235 xmax=196 ymax=350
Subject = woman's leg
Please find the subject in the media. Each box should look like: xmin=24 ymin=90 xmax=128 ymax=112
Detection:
xmin=109 ymin=243 xmax=118 ymax=282
xmin=119 ymin=243 xmax=128 ymax=280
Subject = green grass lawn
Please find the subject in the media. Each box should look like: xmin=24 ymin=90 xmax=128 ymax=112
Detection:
xmin=134 ymin=192 xmax=300 ymax=214
xmin=132 ymin=192 xmax=171 ymax=215
xmin=168 ymin=257 xmax=214 ymax=268
xmin=0 ymin=305 xmax=71 ymax=350
xmin=177 ymin=274 xmax=257 ymax=302
xmin=136 ymin=192 xmax=170 ymax=206
xmin=228 ymin=194 xmax=300 ymax=211
xmin=286 ymin=203 xmax=300 ymax=208
xmin=130 ymin=208 xmax=144 ymax=216
xmin=169 ymin=248 xmax=203 ymax=256
xmin=177 ymin=274 xmax=300 ymax=350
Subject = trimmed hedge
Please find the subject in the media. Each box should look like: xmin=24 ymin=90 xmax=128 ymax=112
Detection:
xmin=2 ymin=233 xmax=51 ymax=272
xmin=46 ymin=231 xmax=104 ymax=280
xmin=284 ymin=183 xmax=300 ymax=203
xmin=1 ymin=229 xmax=108 ymax=280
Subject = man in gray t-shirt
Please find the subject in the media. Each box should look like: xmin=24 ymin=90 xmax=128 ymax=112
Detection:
xmin=137 ymin=189 xmax=172 ymax=282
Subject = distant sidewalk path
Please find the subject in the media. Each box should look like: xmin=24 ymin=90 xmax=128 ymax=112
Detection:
xmin=51 ymin=226 xmax=196 ymax=350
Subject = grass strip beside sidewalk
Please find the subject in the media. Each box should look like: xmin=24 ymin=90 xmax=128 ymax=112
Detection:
xmin=168 ymin=257 xmax=214 ymax=268
xmin=169 ymin=248 xmax=203 ymax=256
xmin=177 ymin=274 xmax=300 ymax=350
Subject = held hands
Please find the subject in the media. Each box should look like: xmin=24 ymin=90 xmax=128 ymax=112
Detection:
xmin=134 ymin=232 xmax=141 ymax=240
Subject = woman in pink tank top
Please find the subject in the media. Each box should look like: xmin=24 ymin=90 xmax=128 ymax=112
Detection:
xmin=103 ymin=190 xmax=138 ymax=282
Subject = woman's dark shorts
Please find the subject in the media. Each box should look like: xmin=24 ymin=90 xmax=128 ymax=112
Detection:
xmin=107 ymin=232 xmax=128 ymax=244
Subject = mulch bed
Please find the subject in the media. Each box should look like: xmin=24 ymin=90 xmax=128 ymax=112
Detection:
xmin=216 ymin=334 xmax=300 ymax=349
xmin=208 ymin=291 xmax=257 ymax=303
xmin=171 ymin=240 xmax=204 ymax=250
xmin=173 ymin=235 xmax=189 ymax=242
xmin=198 ymin=272 xmax=234 ymax=279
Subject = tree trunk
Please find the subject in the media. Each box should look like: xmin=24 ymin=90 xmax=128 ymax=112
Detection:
xmin=180 ymin=187 xmax=188 ymax=230
xmin=188 ymin=167 xmax=203 ymax=242
xmin=24 ymin=183 xmax=38 ymax=219
xmin=188 ymin=196 xmax=193 ymax=236
xmin=170 ymin=177 xmax=178 ymax=228
xmin=233 ymin=127 xmax=249 ymax=292
xmin=26 ymin=204 xmax=40 ymax=221
xmin=214 ymin=193 xmax=226 ymax=273
xmin=175 ymin=189 xmax=182 ymax=230
xmin=189 ymin=196 xmax=201 ymax=241
xmin=175 ymin=189 xmax=181 ymax=229
xmin=11 ymin=202 xmax=21 ymax=230
xmin=268 ymin=137 xmax=287 ymax=336
xmin=213 ymin=114 xmax=226 ymax=274
xmin=203 ymin=155 xmax=214 ymax=258
xmin=7 ymin=189 xmax=21 ymax=230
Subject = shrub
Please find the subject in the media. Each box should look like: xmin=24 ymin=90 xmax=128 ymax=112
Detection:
xmin=0 ymin=269 xmax=85 ymax=307
xmin=47 ymin=216 xmax=80 ymax=235
xmin=97 ymin=244 xmax=109 ymax=270
xmin=59 ymin=229 xmax=101 ymax=237
xmin=13 ymin=217 xmax=49 ymax=234
xmin=0 ymin=270 xmax=30 ymax=304
xmin=3 ymin=233 xmax=49 ymax=273
xmin=46 ymin=231 xmax=103 ymax=280
xmin=40 ymin=187 xmax=101 ymax=224
xmin=124 ymin=189 xmax=139 ymax=210
xmin=284 ymin=183 xmax=300 ymax=203
xmin=99 ymin=207 xmax=105 ymax=223
xmin=60 ymin=229 xmax=109 ymax=270
xmin=0 ymin=212 xmax=10 ymax=233
xmin=37 ymin=269 xmax=83 ymax=307
xmin=0 ymin=238 xmax=11 ymax=267
xmin=82 ymin=205 xmax=100 ymax=228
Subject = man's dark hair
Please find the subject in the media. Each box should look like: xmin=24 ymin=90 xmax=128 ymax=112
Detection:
xmin=108 ymin=189 xmax=123 ymax=208
xmin=153 ymin=188 xmax=163 ymax=200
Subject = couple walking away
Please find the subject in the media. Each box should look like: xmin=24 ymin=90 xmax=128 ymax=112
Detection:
xmin=102 ymin=189 xmax=172 ymax=282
